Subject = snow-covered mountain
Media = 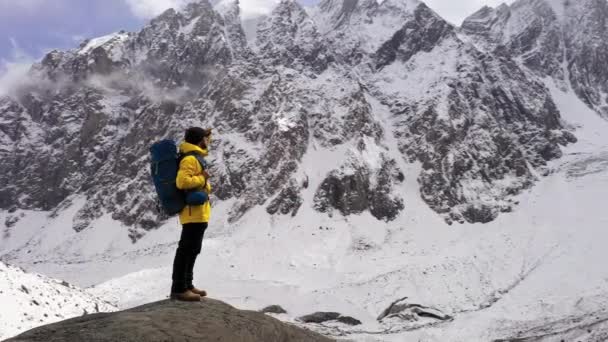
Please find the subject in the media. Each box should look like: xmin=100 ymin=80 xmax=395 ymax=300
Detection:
xmin=0 ymin=261 xmax=116 ymax=340
xmin=0 ymin=0 xmax=583 ymax=238
xmin=1 ymin=0 xmax=608 ymax=340
xmin=461 ymin=0 xmax=608 ymax=118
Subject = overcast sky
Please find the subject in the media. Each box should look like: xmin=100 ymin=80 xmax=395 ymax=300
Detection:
xmin=0 ymin=0 xmax=512 ymax=73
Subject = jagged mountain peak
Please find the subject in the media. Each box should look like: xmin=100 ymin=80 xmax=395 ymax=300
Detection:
xmin=214 ymin=0 xmax=240 ymax=17
xmin=464 ymin=3 xmax=509 ymax=22
xmin=182 ymin=0 xmax=216 ymax=18
xmin=467 ymin=0 xmax=606 ymax=27
xmin=309 ymin=0 xmax=436 ymax=59
xmin=255 ymin=0 xmax=325 ymax=63
xmin=267 ymin=0 xmax=310 ymax=18
xmin=312 ymin=0 xmax=423 ymax=34
xmin=253 ymin=0 xmax=315 ymax=39
xmin=461 ymin=0 xmax=608 ymax=117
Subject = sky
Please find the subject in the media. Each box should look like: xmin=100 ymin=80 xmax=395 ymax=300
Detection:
xmin=0 ymin=0 xmax=511 ymax=84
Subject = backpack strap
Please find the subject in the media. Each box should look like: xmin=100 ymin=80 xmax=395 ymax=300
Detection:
xmin=178 ymin=152 xmax=208 ymax=170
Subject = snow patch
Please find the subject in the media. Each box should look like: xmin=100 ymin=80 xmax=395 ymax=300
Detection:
xmin=179 ymin=16 xmax=199 ymax=35
xmin=78 ymin=33 xmax=120 ymax=55
xmin=0 ymin=262 xmax=116 ymax=340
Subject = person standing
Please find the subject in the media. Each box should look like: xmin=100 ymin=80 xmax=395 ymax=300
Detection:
xmin=170 ymin=127 xmax=212 ymax=301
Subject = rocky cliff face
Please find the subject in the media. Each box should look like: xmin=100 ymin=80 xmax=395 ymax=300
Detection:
xmin=461 ymin=0 xmax=608 ymax=118
xmin=0 ymin=0 xmax=599 ymax=240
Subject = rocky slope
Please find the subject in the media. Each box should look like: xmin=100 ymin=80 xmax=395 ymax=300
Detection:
xmin=0 ymin=0 xmax=597 ymax=241
xmin=5 ymin=298 xmax=334 ymax=342
xmin=0 ymin=262 xmax=116 ymax=340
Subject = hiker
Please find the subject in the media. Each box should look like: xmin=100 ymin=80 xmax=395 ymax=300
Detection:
xmin=170 ymin=127 xmax=212 ymax=302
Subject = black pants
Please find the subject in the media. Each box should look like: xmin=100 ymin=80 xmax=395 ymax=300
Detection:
xmin=171 ymin=222 xmax=207 ymax=293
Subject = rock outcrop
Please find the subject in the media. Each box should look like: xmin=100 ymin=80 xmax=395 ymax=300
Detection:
xmin=6 ymin=299 xmax=334 ymax=342
xmin=298 ymin=311 xmax=362 ymax=326
xmin=377 ymin=296 xmax=452 ymax=329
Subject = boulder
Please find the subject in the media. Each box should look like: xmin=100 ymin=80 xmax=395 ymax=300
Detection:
xmin=260 ymin=305 xmax=288 ymax=314
xmin=7 ymin=299 xmax=334 ymax=342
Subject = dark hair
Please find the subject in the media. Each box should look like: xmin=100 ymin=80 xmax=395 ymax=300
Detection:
xmin=184 ymin=127 xmax=212 ymax=145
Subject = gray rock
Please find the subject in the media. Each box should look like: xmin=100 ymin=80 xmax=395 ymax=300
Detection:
xmin=297 ymin=311 xmax=362 ymax=326
xmin=336 ymin=316 xmax=362 ymax=326
xmin=266 ymin=181 xmax=303 ymax=217
xmin=6 ymin=299 xmax=334 ymax=342
xmin=260 ymin=305 xmax=288 ymax=314
xmin=298 ymin=312 xmax=341 ymax=324
xmin=314 ymin=169 xmax=370 ymax=217
xmin=4 ymin=215 xmax=20 ymax=228
xmin=313 ymin=155 xmax=405 ymax=221
xmin=378 ymin=297 xmax=452 ymax=323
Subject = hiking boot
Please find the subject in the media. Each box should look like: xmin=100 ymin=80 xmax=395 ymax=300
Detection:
xmin=170 ymin=290 xmax=201 ymax=302
xmin=189 ymin=286 xmax=207 ymax=297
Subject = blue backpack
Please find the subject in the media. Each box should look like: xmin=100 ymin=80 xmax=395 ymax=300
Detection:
xmin=150 ymin=139 xmax=208 ymax=216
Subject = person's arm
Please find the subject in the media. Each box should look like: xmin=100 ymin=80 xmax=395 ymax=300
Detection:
xmin=176 ymin=156 xmax=206 ymax=190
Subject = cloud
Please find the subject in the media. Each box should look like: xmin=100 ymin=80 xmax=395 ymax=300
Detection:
xmin=0 ymin=62 xmax=33 ymax=97
xmin=238 ymin=0 xmax=280 ymax=19
xmin=0 ymin=38 xmax=35 ymax=97
xmin=124 ymin=0 xmax=281 ymax=20
xmin=123 ymin=0 xmax=196 ymax=18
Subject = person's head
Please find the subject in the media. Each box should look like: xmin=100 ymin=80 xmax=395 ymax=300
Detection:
xmin=185 ymin=127 xmax=212 ymax=149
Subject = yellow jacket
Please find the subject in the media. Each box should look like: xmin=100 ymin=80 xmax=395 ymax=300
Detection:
xmin=176 ymin=142 xmax=211 ymax=224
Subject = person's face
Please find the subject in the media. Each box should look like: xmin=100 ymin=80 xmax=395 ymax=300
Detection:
xmin=201 ymin=135 xmax=211 ymax=149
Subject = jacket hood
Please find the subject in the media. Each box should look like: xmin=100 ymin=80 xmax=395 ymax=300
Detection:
xmin=179 ymin=142 xmax=209 ymax=156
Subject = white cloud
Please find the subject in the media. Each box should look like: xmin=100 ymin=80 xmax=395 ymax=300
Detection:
xmin=124 ymin=0 xmax=281 ymax=20
xmin=123 ymin=0 xmax=197 ymax=18
xmin=0 ymin=62 xmax=33 ymax=96
xmin=237 ymin=0 xmax=280 ymax=19
xmin=0 ymin=38 xmax=35 ymax=97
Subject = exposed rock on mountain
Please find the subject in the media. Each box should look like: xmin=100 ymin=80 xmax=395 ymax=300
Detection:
xmin=313 ymin=154 xmax=404 ymax=221
xmin=298 ymin=311 xmax=362 ymax=326
xmin=461 ymin=0 xmax=608 ymax=118
xmin=260 ymin=304 xmax=288 ymax=314
xmin=377 ymin=297 xmax=452 ymax=324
